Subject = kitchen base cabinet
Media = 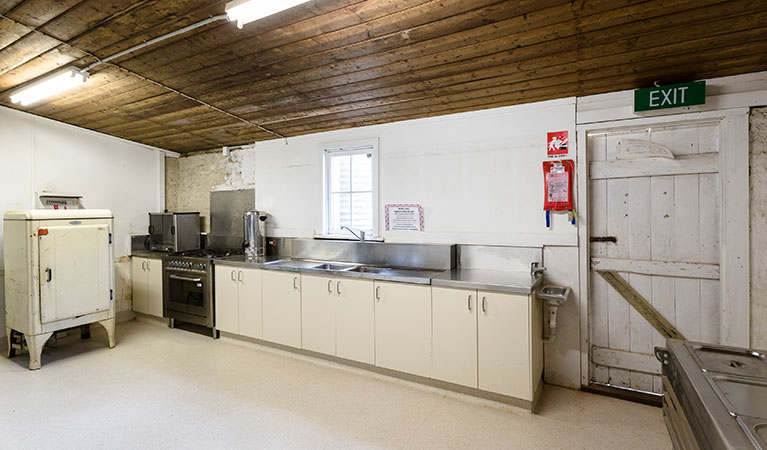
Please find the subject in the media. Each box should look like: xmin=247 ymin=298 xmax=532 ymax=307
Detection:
xmin=301 ymin=275 xmax=375 ymax=364
xmin=238 ymin=268 xmax=263 ymax=339
xmin=477 ymin=291 xmax=542 ymax=401
xmin=214 ymin=266 xmax=239 ymax=334
xmin=301 ymin=274 xmax=336 ymax=355
xmin=432 ymin=286 xmax=478 ymax=388
xmin=374 ymin=281 xmax=431 ymax=378
xmin=132 ymin=256 xmax=163 ymax=318
xmin=335 ymin=278 xmax=375 ymax=364
xmin=262 ymin=270 xmax=302 ymax=348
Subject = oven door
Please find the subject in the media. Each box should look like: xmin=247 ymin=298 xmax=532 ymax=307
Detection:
xmin=165 ymin=270 xmax=207 ymax=317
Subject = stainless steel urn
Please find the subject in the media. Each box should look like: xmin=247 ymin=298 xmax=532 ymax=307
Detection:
xmin=243 ymin=210 xmax=267 ymax=257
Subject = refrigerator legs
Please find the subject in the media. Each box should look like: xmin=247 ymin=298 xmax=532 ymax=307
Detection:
xmin=96 ymin=318 xmax=116 ymax=349
xmin=25 ymin=332 xmax=53 ymax=370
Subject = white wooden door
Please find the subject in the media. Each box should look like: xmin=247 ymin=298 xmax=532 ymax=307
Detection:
xmin=39 ymin=225 xmax=111 ymax=323
xmin=144 ymin=259 xmax=164 ymax=317
xmin=301 ymin=274 xmax=336 ymax=355
xmin=477 ymin=291 xmax=530 ymax=400
xmin=587 ymin=119 xmax=722 ymax=393
xmin=432 ymin=286 xmax=478 ymax=388
xmin=131 ymin=257 xmax=148 ymax=314
xmin=238 ymin=268 xmax=262 ymax=339
xmin=335 ymin=277 xmax=374 ymax=364
xmin=374 ymin=281 xmax=431 ymax=378
xmin=214 ymin=266 xmax=239 ymax=334
xmin=262 ymin=270 xmax=302 ymax=348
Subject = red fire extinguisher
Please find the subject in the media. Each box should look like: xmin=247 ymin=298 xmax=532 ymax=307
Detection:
xmin=542 ymin=159 xmax=576 ymax=227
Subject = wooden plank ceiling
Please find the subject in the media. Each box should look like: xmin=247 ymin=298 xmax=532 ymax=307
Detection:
xmin=0 ymin=0 xmax=765 ymax=153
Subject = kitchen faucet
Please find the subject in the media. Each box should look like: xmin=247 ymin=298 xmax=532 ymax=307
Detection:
xmin=341 ymin=226 xmax=366 ymax=242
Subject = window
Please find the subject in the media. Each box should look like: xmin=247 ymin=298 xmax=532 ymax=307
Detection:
xmin=324 ymin=140 xmax=378 ymax=237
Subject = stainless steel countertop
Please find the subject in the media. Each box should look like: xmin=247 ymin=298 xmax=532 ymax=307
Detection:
xmin=432 ymin=269 xmax=542 ymax=294
xmin=131 ymin=250 xmax=167 ymax=259
xmin=215 ymin=256 xmax=542 ymax=292
xmin=214 ymin=256 xmax=442 ymax=285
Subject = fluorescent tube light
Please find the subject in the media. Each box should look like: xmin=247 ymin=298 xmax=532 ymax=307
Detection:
xmin=225 ymin=0 xmax=311 ymax=29
xmin=9 ymin=67 xmax=89 ymax=106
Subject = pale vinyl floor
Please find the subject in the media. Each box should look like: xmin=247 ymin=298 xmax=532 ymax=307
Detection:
xmin=0 ymin=319 xmax=671 ymax=450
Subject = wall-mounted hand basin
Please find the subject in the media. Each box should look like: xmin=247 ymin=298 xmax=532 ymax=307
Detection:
xmin=537 ymin=286 xmax=571 ymax=305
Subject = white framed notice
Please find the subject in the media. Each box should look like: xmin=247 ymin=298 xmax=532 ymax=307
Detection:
xmin=384 ymin=204 xmax=424 ymax=231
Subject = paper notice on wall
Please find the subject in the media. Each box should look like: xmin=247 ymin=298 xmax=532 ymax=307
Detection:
xmin=385 ymin=204 xmax=424 ymax=231
xmin=547 ymin=172 xmax=569 ymax=203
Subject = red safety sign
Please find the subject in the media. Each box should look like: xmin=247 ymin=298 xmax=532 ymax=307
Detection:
xmin=547 ymin=130 xmax=568 ymax=157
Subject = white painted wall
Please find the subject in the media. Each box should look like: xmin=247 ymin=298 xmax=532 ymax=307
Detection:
xmin=256 ymin=98 xmax=577 ymax=246
xmin=0 ymin=106 xmax=165 ymax=338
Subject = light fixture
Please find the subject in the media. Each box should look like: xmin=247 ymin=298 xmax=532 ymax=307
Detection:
xmin=225 ymin=0 xmax=311 ymax=29
xmin=9 ymin=67 xmax=89 ymax=106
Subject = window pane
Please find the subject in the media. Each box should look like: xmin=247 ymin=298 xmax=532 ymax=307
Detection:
xmin=351 ymin=192 xmax=373 ymax=231
xmin=330 ymin=193 xmax=351 ymax=231
xmin=330 ymin=154 xmax=350 ymax=192
xmin=351 ymin=152 xmax=373 ymax=191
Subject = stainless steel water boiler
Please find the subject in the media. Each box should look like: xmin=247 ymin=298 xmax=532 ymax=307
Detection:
xmin=243 ymin=210 xmax=267 ymax=257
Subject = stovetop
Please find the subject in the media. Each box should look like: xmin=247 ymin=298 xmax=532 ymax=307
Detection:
xmin=167 ymin=248 xmax=244 ymax=259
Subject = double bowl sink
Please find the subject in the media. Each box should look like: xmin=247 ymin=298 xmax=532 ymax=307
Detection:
xmin=261 ymin=258 xmax=443 ymax=284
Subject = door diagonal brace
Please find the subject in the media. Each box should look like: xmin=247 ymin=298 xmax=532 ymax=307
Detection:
xmin=596 ymin=270 xmax=685 ymax=341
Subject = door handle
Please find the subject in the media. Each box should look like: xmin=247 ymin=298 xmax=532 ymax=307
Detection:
xmin=293 ymin=276 xmax=299 ymax=290
xmin=238 ymin=271 xmax=243 ymax=282
xmin=45 ymin=268 xmax=52 ymax=283
xmin=328 ymin=280 xmax=332 ymax=293
xmin=336 ymin=281 xmax=341 ymax=295
xmin=375 ymin=286 xmax=381 ymax=301
xmin=169 ymin=274 xmax=202 ymax=283
xmin=231 ymin=270 xmax=236 ymax=281
xmin=468 ymin=294 xmax=472 ymax=311
xmin=482 ymin=296 xmax=487 ymax=313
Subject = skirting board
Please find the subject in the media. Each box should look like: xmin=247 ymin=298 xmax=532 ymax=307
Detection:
xmin=219 ymin=330 xmax=544 ymax=412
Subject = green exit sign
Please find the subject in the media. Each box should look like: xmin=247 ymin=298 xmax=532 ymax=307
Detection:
xmin=634 ymin=81 xmax=705 ymax=112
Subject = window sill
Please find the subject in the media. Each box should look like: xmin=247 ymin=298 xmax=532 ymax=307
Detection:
xmin=314 ymin=234 xmax=384 ymax=242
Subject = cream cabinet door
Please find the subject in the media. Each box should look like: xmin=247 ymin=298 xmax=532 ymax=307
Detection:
xmin=214 ymin=266 xmax=239 ymax=334
xmin=131 ymin=257 xmax=148 ymax=314
xmin=39 ymin=225 xmax=111 ymax=323
xmin=238 ymin=268 xmax=263 ymax=339
xmin=477 ymin=291 xmax=530 ymax=400
xmin=262 ymin=270 xmax=302 ymax=348
xmin=301 ymin=274 xmax=336 ymax=355
xmin=144 ymin=259 xmax=164 ymax=318
xmin=336 ymin=277 xmax=375 ymax=364
xmin=374 ymin=281 xmax=432 ymax=377
xmin=432 ymin=286 xmax=478 ymax=388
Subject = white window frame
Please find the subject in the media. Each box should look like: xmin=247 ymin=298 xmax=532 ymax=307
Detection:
xmin=321 ymin=138 xmax=379 ymax=239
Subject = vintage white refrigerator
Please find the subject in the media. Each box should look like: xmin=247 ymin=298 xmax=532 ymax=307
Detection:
xmin=4 ymin=209 xmax=116 ymax=369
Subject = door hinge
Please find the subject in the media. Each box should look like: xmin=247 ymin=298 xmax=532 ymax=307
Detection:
xmin=110 ymin=289 xmax=113 ymax=300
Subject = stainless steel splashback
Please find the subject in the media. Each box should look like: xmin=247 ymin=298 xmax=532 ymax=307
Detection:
xmin=207 ymin=189 xmax=255 ymax=249
xmin=289 ymin=239 xmax=455 ymax=270
xmin=457 ymin=245 xmax=542 ymax=272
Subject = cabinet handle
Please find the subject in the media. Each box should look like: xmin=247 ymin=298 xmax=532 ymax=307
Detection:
xmin=482 ymin=296 xmax=487 ymax=313
xmin=146 ymin=261 xmax=150 ymax=272
xmin=46 ymin=267 xmax=52 ymax=283
xmin=375 ymin=286 xmax=381 ymax=301
xmin=468 ymin=294 xmax=472 ymax=311
xmin=238 ymin=271 xmax=243 ymax=282
xmin=231 ymin=270 xmax=236 ymax=281
xmin=142 ymin=261 xmax=146 ymax=271
xmin=293 ymin=276 xmax=299 ymax=290
xmin=336 ymin=281 xmax=341 ymax=295
xmin=328 ymin=280 xmax=332 ymax=293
